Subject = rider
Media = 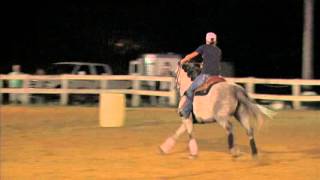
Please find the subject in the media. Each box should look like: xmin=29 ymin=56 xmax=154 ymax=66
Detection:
xmin=179 ymin=32 xmax=222 ymax=118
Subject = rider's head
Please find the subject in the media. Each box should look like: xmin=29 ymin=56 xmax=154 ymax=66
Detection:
xmin=206 ymin=32 xmax=217 ymax=45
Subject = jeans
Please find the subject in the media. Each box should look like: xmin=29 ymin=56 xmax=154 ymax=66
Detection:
xmin=180 ymin=74 xmax=209 ymax=118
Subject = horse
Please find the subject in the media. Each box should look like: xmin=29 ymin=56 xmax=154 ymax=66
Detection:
xmin=159 ymin=62 xmax=274 ymax=158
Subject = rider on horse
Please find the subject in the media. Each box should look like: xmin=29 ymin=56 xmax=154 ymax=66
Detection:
xmin=160 ymin=33 xmax=272 ymax=157
xmin=179 ymin=32 xmax=222 ymax=119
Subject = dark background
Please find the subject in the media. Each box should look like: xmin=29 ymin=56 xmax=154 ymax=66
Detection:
xmin=4 ymin=1 xmax=319 ymax=78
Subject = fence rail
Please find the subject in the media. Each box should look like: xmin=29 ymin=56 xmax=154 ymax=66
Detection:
xmin=0 ymin=74 xmax=177 ymax=106
xmin=0 ymin=74 xmax=319 ymax=109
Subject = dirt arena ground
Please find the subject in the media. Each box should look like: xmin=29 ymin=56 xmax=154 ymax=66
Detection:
xmin=1 ymin=106 xmax=319 ymax=179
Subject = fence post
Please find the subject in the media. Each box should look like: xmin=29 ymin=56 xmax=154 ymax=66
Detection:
xmin=169 ymin=77 xmax=177 ymax=106
xmin=131 ymin=76 xmax=140 ymax=107
xmin=100 ymin=74 xmax=109 ymax=89
xmin=149 ymin=81 xmax=157 ymax=106
xmin=245 ymin=77 xmax=255 ymax=95
xmin=292 ymin=84 xmax=301 ymax=109
xmin=60 ymin=76 xmax=68 ymax=105
xmin=100 ymin=79 xmax=108 ymax=89
xmin=21 ymin=75 xmax=30 ymax=104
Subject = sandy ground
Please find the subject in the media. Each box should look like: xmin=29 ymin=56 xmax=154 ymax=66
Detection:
xmin=0 ymin=106 xmax=320 ymax=180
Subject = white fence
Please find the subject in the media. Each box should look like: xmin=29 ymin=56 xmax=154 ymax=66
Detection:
xmin=0 ymin=74 xmax=177 ymax=106
xmin=0 ymin=74 xmax=320 ymax=109
xmin=227 ymin=77 xmax=320 ymax=109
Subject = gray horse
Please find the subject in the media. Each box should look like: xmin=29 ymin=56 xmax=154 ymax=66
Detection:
xmin=160 ymin=62 xmax=274 ymax=158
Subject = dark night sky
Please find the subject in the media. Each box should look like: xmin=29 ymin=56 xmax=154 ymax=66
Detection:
xmin=4 ymin=1 xmax=320 ymax=78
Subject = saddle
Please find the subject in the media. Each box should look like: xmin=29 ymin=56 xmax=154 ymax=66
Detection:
xmin=194 ymin=76 xmax=226 ymax=96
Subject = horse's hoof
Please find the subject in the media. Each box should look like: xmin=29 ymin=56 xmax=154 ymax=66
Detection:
xmin=188 ymin=154 xmax=198 ymax=160
xmin=159 ymin=147 xmax=166 ymax=155
xmin=159 ymin=137 xmax=176 ymax=154
xmin=188 ymin=138 xmax=198 ymax=156
xmin=251 ymin=153 xmax=259 ymax=160
xmin=230 ymin=147 xmax=241 ymax=158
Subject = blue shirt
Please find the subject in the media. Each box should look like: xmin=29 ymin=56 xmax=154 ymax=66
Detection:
xmin=196 ymin=44 xmax=222 ymax=75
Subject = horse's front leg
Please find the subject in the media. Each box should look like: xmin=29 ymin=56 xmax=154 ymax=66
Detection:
xmin=159 ymin=123 xmax=186 ymax=154
xmin=183 ymin=116 xmax=198 ymax=158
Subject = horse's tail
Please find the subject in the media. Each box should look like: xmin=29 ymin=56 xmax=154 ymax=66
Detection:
xmin=235 ymin=85 xmax=276 ymax=129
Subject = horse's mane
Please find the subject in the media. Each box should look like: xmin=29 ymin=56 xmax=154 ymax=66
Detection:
xmin=182 ymin=62 xmax=202 ymax=81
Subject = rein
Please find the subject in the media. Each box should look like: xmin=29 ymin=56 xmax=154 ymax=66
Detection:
xmin=175 ymin=64 xmax=182 ymax=94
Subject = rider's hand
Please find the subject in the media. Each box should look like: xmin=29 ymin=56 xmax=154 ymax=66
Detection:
xmin=178 ymin=59 xmax=185 ymax=65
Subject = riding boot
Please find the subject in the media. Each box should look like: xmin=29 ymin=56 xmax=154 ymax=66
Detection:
xmin=178 ymin=74 xmax=207 ymax=118
xmin=178 ymin=96 xmax=187 ymax=114
xmin=180 ymin=102 xmax=193 ymax=118
xmin=178 ymin=92 xmax=193 ymax=118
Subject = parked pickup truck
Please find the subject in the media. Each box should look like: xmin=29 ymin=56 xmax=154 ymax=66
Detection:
xmin=41 ymin=61 xmax=113 ymax=89
xmin=29 ymin=61 xmax=129 ymax=104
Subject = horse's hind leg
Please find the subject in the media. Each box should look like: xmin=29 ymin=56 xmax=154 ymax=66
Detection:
xmin=215 ymin=116 xmax=237 ymax=156
xmin=235 ymin=105 xmax=258 ymax=156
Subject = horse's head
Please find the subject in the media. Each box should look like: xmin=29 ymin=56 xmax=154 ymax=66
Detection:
xmin=182 ymin=63 xmax=201 ymax=81
xmin=175 ymin=62 xmax=202 ymax=96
